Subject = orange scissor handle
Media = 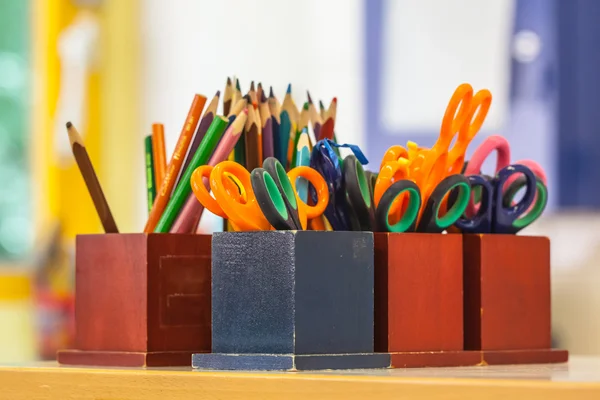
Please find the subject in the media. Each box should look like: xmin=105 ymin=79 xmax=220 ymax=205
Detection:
xmin=379 ymin=145 xmax=409 ymax=170
xmin=374 ymin=159 xmax=410 ymax=207
xmin=446 ymin=88 xmax=492 ymax=174
xmin=210 ymin=161 xmax=271 ymax=231
xmin=287 ymin=166 xmax=329 ymax=230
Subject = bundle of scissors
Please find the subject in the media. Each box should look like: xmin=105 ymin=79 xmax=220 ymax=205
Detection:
xmin=191 ymin=83 xmax=548 ymax=234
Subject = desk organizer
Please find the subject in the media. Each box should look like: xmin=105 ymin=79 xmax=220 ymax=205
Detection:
xmin=462 ymin=234 xmax=568 ymax=365
xmin=192 ymin=230 xmax=390 ymax=371
xmin=374 ymin=233 xmax=481 ymax=368
xmin=57 ymin=233 xmax=212 ymax=367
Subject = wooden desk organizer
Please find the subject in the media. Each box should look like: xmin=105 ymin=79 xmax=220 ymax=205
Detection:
xmin=462 ymin=234 xmax=568 ymax=365
xmin=57 ymin=233 xmax=212 ymax=367
xmin=192 ymin=231 xmax=390 ymax=371
xmin=374 ymin=233 xmax=480 ymax=368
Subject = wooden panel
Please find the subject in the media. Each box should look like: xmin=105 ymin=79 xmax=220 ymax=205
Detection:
xmin=74 ymin=234 xmax=147 ymax=352
xmin=463 ymin=234 xmax=551 ymax=350
xmin=374 ymin=233 xmax=463 ymax=352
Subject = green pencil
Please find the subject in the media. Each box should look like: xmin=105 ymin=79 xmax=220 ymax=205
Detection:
xmin=144 ymin=135 xmax=156 ymax=214
xmin=154 ymin=115 xmax=228 ymax=232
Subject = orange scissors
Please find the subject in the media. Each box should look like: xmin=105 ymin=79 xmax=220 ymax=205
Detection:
xmin=191 ymin=160 xmax=329 ymax=231
xmin=374 ymin=83 xmax=492 ymax=222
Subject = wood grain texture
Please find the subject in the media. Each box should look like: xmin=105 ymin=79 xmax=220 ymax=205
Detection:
xmin=1 ymin=357 xmax=598 ymax=400
xmin=58 ymin=233 xmax=212 ymax=367
xmin=374 ymin=233 xmax=463 ymax=353
xmin=463 ymin=234 xmax=552 ymax=351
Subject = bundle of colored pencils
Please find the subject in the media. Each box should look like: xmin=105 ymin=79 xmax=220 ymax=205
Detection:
xmin=141 ymin=77 xmax=338 ymax=234
xmin=67 ymin=77 xmax=338 ymax=235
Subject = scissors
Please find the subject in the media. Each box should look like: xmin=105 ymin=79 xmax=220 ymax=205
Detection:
xmin=463 ymin=134 xmax=547 ymax=215
xmin=343 ymin=155 xmax=472 ymax=233
xmin=251 ymin=157 xmax=329 ymax=230
xmin=191 ymin=159 xmax=328 ymax=231
xmin=455 ymin=164 xmax=545 ymax=234
xmin=309 ymin=139 xmax=368 ymax=230
xmin=374 ymin=84 xmax=491 ymax=222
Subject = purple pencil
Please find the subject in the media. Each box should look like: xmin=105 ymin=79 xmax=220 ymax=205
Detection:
xmin=258 ymin=91 xmax=274 ymax=161
xmin=170 ymin=108 xmax=249 ymax=233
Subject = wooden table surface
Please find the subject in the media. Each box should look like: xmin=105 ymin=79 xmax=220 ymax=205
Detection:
xmin=1 ymin=356 xmax=599 ymax=399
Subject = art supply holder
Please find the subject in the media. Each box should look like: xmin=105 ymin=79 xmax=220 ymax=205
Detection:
xmin=57 ymin=233 xmax=212 ymax=367
xmin=192 ymin=230 xmax=390 ymax=371
xmin=374 ymin=232 xmax=480 ymax=367
xmin=462 ymin=234 xmax=568 ymax=364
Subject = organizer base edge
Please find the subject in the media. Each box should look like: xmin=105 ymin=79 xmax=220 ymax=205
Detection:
xmin=192 ymin=353 xmax=391 ymax=371
xmin=389 ymin=349 xmax=569 ymax=368
xmin=57 ymin=349 xmax=208 ymax=367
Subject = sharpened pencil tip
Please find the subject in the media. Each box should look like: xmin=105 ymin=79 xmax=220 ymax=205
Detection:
xmin=260 ymin=90 xmax=267 ymax=103
xmin=252 ymin=102 xmax=258 ymax=110
xmin=303 ymin=102 xmax=309 ymax=110
xmin=302 ymin=127 xmax=308 ymax=133
xmin=226 ymin=77 xmax=231 ymax=85
xmin=243 ymin=108 xmax=248 ymax=114
xmin=333 ymin=97 xmax=337 ymax=103
xmin=269 ymin=86 xmax=274 ymax=98
xmin=286 ymin=83 xmax=292 ymax=94
xmin=257 ymin=82 xmax=263 ymax=90
xmin=319 ymin=100 xmax=325 ymax=110
xmin=216 ymin=90 xmax=221 ymax=97
xmin=66 ymin=121 xmax=72 ymax=128
xmin=236 ymin=78 xmax=241 ymax=91
xmin=306 ymin=91 xmax=313 ymax=104
xmin=250 ymin=81 xmax=255 ymax=91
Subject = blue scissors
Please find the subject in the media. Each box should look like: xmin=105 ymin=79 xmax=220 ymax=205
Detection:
xmin=454 ymin=164 xmax=545 ymax=234
xmin=309 ymin=139 xmax=368 ymax=230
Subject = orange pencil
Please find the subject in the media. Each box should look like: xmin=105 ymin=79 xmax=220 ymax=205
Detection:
xmin=151 ymin=123 xmax=167 ymax=187
xmin=144 ymin=94 xmax=206 ymax=232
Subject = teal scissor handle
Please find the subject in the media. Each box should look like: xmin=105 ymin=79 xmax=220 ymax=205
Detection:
xmin=343 ymin=155 xmax=375 ymax=231
xmin=374 ymin=180 xmax=421 ymax=233
xmin=251 ymin=157 xmax=302 ymax=230
xmin=502 ymin=174 xmax=548 ymax=230
xmin=417 ymin=174 xmax=471 ymax=233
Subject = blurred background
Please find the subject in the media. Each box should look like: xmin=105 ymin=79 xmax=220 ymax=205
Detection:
xmin=1 ymin=0 xmax=599 ymax=362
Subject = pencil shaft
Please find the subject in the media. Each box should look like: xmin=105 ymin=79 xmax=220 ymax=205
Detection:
xmin=180 ymin=112 xmax=215 ymax=175
xmin=245 ymin=123 xmax=261 ymax=171
xmin=171 ymin=114 xmax=247 ymax=233
xmin=262 ymin=118 xmax=274 ymax=161
xmin=152 ymin=124 xmax=167 ymax=188
xmin=145 ymin=135 xmax=156 ymax=214
xmin=144 ymin=94 xmax=206 ymax=233
xmin=154 ymin=116 xmax=228 ymax=232
xmin=73 ymin=143 xmax=119 ymax=233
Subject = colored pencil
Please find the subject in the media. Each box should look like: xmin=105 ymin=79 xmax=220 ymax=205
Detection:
xmin=171 ymin=109 xmax=248 ymax=233
xmin=306 ymin=91 xmax=322 ymax=139
xmin=154 ymin=115 xmax=228 ymax=232
xmin=244 ymin=102 xmax=261 ymax=171
xmin=230 ymin=97 xmax=248 ymax=166
xmin=295 ymin=129 xmax=311 ymax=203
xmin=259 ymin=91 xmax=274 ymax=161
xmin=223 ymin=77 xmax=233 ymax=116
xmin=319 ymin=100 xmax=327 ymax=120
xmin=269 ymin=87 xmax=285 ymax=165
xmin=151 ymin=123 xmax=167 ymax=188
xmin=66 ymin=121 xmax=119 ymax=233
xmin=144 ymin=94 xmax=206 ymax=233
xmin=256 ymin=82 xmax=264 ymax=106
xmin=180 ymin=90 xmax=220 ymax=176
xmin=281 ymin=83 xmax=299 ymax=124
xmin=249 ymin=81 xmax=258 ymax=105
xmin=144 ymin=135 xmax=156 ymax=214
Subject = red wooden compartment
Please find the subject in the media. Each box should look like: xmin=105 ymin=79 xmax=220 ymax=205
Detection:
xmin=462 ymin=234 xmax=568 ymax=365
xmin=57 ymin=233 xmax=212 ymax=367
xmin=374 ymin=233 xmax=480 ymax=367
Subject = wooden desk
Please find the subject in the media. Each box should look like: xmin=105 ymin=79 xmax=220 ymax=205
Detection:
xmin=1 ymin=356 xmax=599 ymax=399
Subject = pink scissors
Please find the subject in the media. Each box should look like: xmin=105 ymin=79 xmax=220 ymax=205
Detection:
xmin=463 ymin=134 xmax=547 ymax=215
